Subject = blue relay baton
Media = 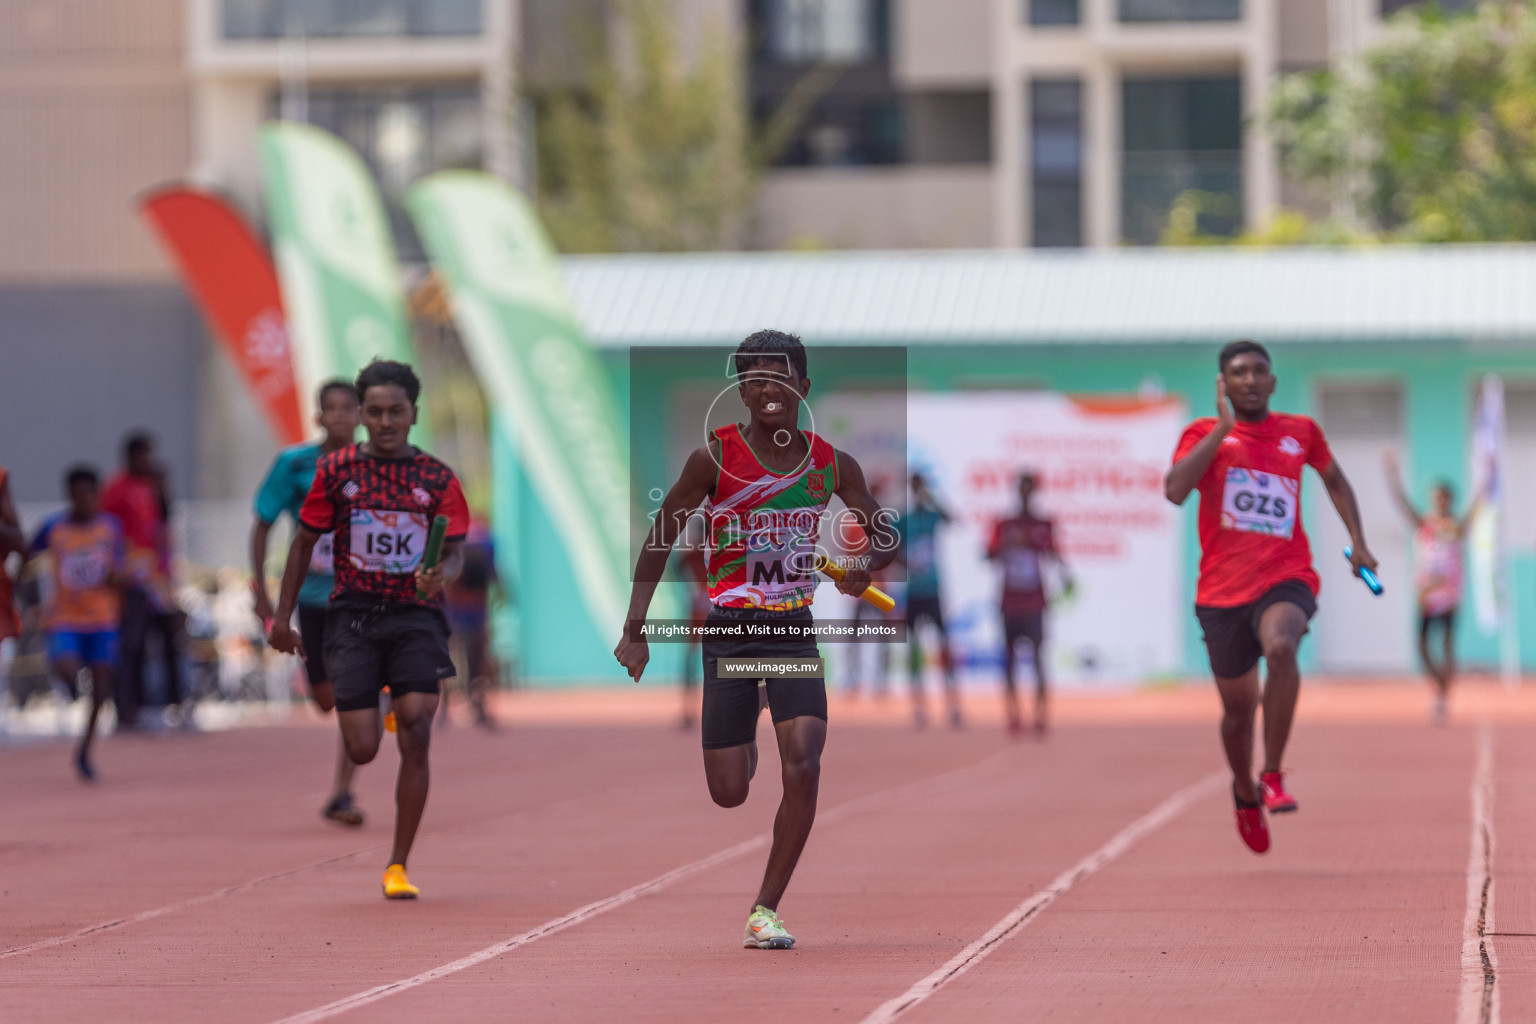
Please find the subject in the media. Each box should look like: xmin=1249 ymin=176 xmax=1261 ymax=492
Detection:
xmin=1343 ymin=546 xmax=1383 ymax=596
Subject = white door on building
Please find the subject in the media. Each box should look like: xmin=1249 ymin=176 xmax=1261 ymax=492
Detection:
xmin=1312 ymin=384 xmax=1413 ymax=674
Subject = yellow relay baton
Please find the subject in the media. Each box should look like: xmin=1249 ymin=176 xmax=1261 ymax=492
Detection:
xmin=814 ymin=555 xmax=896 ymax=614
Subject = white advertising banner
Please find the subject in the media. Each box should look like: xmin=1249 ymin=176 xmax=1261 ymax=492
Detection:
xmin=898 ymin=392 xmax=1186 ymax=688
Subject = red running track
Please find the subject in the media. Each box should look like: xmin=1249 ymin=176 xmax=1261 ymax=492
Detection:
xmin=0 ymin=683 xmax=1524 ymax=1023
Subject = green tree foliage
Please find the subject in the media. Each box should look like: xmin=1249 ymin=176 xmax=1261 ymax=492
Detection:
xmin=1265 ymin=1 xmax=1536 ymax=242
xmin=531 ymin=0 xmax=826 ymax=253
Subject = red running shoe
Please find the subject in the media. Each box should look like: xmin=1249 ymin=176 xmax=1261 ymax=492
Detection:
xmin=1234 ymin=784 xmax=1269 ymax=854
xmin=1259 ymin=771 xmax=1298 ymax=814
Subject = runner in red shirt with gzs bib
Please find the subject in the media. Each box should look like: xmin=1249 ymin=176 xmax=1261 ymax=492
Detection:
xmin=1166 ymin=340 xmax=1378 ymax=856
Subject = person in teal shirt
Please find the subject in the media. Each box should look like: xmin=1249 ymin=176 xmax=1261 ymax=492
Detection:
xmin=250 ymin=379 xmax=364 ymax=826
xmin=900 ymin=472 xmax=962 ymax=729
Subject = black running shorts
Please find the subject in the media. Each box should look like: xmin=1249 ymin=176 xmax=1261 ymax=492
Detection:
xmin=905 ymin=594 xmax=946 ymax=632
xmin=701 ymin=606 xmax=826 ymax=750
xmin=1003 ymin=612 xmax=1044 ymax=648
xmin=323 ymin=601 xmax=455 ymax=713
xmin=1195 ymin=579 xmax=1317 ymax=680
xmin=297 ymin=605 xmax=329 ymax=689
xmin=1419 ymin=607 xmax=1456 ymax=641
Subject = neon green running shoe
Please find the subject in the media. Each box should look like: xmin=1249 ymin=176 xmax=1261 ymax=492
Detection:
xmin=743 ymin=905 xmax=796 ymax=949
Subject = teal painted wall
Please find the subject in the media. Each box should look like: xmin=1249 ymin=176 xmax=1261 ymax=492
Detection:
xmin=494 ymin=338 xmax=1536 ymax=684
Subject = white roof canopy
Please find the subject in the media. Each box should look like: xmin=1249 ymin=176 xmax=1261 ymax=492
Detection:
xmin=558 ymin=246 xmax=1536 ymax=347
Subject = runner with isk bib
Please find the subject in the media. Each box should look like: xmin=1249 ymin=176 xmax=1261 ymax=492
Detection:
xmin=1164 ymin=340 xmax=1378 ymax=855
xmin=614 ymin=330 xmax=898 ymax=950
xmin=269 ymin=360 xmax=469 ymax=900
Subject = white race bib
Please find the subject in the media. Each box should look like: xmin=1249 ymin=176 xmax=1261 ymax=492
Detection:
xmin=348 ymin=509 xmax=430 ymax=574
xmin=1220 ymin=468 xmax=1298 ymax=540
xmin=743 ymin=527 xmax=816 ymax=607
xmin=1003 ymin=548 xmax=1041 ymax=591
xmin=59 ymin=548 xmax=110 ymax=591
xmin=309 ymin=531 xmax=335 ymax=575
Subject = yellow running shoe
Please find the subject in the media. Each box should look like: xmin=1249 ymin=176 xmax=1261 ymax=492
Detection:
xmin=383 ymin=710 xmax=397 ymax=733
xmin=743 ymin=905 xmax=795 ymax=949
xmin=382 ymin=863 xmax=419 ymax=900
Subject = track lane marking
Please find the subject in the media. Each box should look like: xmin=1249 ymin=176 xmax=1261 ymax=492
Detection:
xmin=859 ymin=769 xmax=1225 ymax=1024
xmin=267 ymin=750 xmax=1014 ymax=1024
xmin=1457 ymin=723 xmax=1498 ymax=1024
xmin=0 ymin=844 xmax=386 ymax=961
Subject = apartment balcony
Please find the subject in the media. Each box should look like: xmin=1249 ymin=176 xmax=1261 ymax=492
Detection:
xmin=1120 ymin=149 xmax=1242 ymax=243
xmin=757 ymin=164 xmax=994 ymax=249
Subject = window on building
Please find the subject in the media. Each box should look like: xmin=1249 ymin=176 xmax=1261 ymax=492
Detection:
xmin=1031 ymin=79 xmax=1082 ymax=247
xmin=223 ymin=0 xmax=482 ymax=39
xmin=760 ymin=0 xmax=889 ymax=63
xmin=1118 ymin=0 xmax=1241 ymax=22
xmin=1121 ymin=75 xmax=1242 ymax=244
xmin=1380 ymin=0 xmax=1476 ymax=16
xmin=294 ymin=85 xmax=482 ymax=255
xmin=1029 ymin=0 xmax=1080 ymax=25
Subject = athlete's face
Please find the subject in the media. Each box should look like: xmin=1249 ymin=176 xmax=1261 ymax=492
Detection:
xmin=317 ymin=387 xmax=361 ymax=447
xmin=1018 ymin=475 xmax=1037 ymax=511
xmin=69 ymin=479 xmax=99 ymax=519
xmin=1433 ymin=485 xmax=1454 ymax=517
xmin=361 ymin=383 xmax=417 ymax=456
xmin=737 ymin=358 xmax=809 ymax=430
xmin=1221 ymin=352 xmax=1275 ymax=418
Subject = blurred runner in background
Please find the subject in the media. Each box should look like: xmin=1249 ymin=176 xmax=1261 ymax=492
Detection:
xmin=0 ymin=465 xmax=23 ymax=680
xmin=103 ymin=433 xmax=184 ymax=729
xmin=987 ymin=471 xmax=1072 ymax=739
xmin=899 ymin=472 xmax=962 ymax=729
xmin=442 ymin=517 xmax=499 ymax=730
xmin=251 ymin=379 xmax=366 ymax=825
xmin=30 ymin=466 xmax=126 ymax=780
xmin=1383 ymin=450 xmax=1481 ymax=724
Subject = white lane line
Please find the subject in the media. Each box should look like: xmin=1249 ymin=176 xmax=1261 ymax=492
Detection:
xmin=860 ymin=769 xmax=1226 ymax=1024
xmin=269 ymin=751 xmax=1012 ymax=1024
xmin=1457 ymin=723 xmax=1499 ymax=1024
xmin=0 ymin=844 xmax=385 ymax=962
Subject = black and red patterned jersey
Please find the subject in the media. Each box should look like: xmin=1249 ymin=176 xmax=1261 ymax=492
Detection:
xmin=299 ymin=445 xmax=470 ymax=607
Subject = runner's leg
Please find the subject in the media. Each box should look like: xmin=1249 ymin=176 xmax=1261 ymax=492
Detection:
xmin=1214 ymin=666 xmax=1262 ymax=804
xmin=704 ymin=742 xmax=757 ymax=807
xmin=1001 ymin=624 xmax=1022 ymax=731
xmin=1029 ymin=635 xmax=1049 ymax=733
xmin=78 ymin=656 xmax=113 ymax=776
xmin=388 ymin=690 xmax=438 ymax=868
xmin=752 ymin=714 xmax=826 ymax=913
xmin=1257 ymin=601 xmax=1309 ymax=775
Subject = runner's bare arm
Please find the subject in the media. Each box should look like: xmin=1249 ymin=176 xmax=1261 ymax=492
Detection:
xmin=1380 ymin=450 xmax=1422 ymax=528
xmin=249 ymin=517 xmax=276 ymax=622
xmin=1165 ymin=375 xmax=1237 ymax=505
xmin=0 ymin=474 xmax=22 ymax=557
xmin=1457 ymin=491 xmax=1486 ymax=539
xmin=614 ymin=443 xmax=716 ymax=682
xmin=268 ymin=525 xmax=320 ymax=656
xmin=833 ymin=449 xmax=899 ymax=596
xmin=1320 ymin=461 xmax=1379 ymax=575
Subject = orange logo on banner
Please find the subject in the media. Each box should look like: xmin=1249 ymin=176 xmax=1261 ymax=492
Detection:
xmin=139 ymin=186 xmax=305 ymax=445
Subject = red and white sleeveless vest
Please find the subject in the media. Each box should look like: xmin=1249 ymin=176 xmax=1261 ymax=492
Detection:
xmin=704 ymin=424 xmax=838 ymax=610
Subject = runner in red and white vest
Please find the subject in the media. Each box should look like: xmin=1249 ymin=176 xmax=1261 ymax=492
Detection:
xmin=1165 ymin=340 xmax=1377 ymax=856
xmin=1384 ymin=450 xmax=1481 ymax=724
xmin=615 ymin=330 xmax=897 ymax=951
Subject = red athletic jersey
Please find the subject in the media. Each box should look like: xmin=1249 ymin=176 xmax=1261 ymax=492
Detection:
xmin=299 ymin=445 xmax=469 ymax=607
xmin=988 ymin=514 xmax=1055 ymax=616
xmin=1173 ymin=413 xmax=1334 ymax=608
